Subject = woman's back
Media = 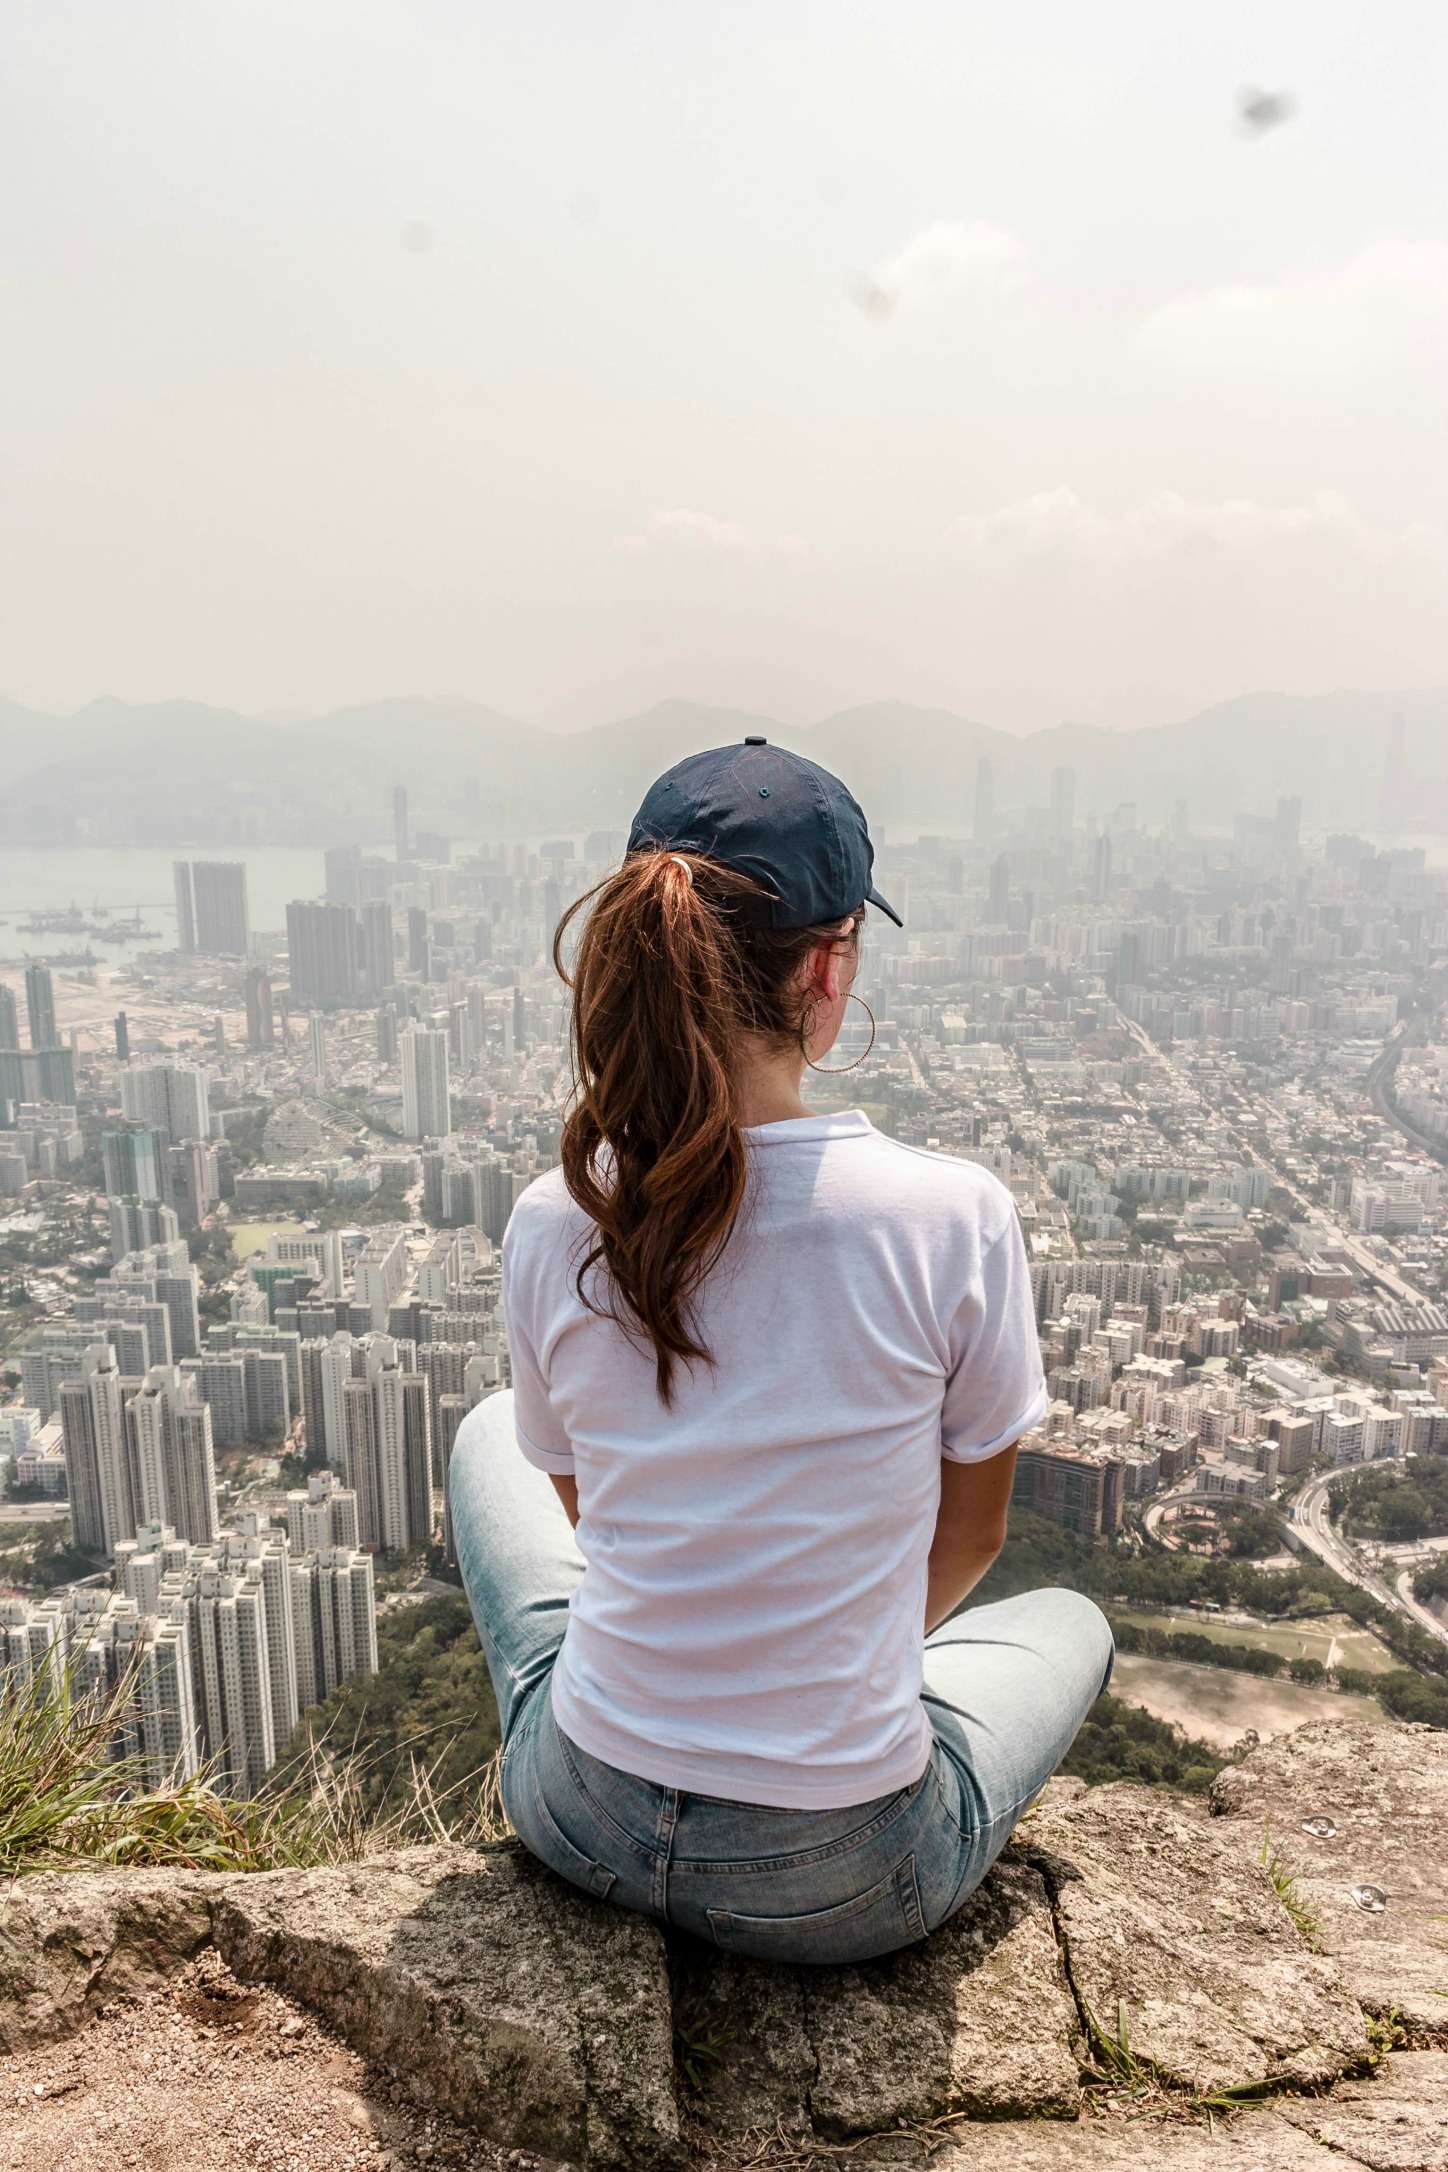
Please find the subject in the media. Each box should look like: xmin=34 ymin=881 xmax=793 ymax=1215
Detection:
xmin=504 ymin=1107 xmax=1046 ymax=1810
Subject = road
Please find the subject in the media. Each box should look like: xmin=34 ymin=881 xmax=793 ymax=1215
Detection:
xmin=1288 ymin=1462 xmax=1448 ymax=1650
xmin=1114 ymin=1007 xmax=1429 ymax=1305
xmin=1140 ymin=1480 xmax=1200 ymax=1548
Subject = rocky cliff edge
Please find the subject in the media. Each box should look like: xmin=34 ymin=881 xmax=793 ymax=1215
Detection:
xmin=2 ymin=1718 xmax=1446 ymax=2172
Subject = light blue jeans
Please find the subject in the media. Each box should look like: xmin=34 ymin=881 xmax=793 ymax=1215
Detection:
xmin=450 ymin=1392 xmax=1114 ymax=1965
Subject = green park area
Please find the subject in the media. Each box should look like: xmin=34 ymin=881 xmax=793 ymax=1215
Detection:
xmin=1111 ymin=1603 xmax=1401 ymax=1678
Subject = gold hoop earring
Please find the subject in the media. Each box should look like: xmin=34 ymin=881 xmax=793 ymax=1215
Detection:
xmin=805 ymin=992 xmax=876 ymax=1075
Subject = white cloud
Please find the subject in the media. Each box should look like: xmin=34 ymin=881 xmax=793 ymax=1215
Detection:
xmin=616 ymin=509 xmax=804 ymax=557
xmin=951 ymin=486 xmax=1437 ymax=562
xmin=853 ymin=219 xmax=1028 ymax=320
xmin=649 ymin=507 xmax=754 ymax=551
xmin=1138 ymin=236 xmax=1448 ymax=372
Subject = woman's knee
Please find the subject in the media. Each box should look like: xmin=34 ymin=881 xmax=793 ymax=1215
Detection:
xmin=1032 ymin=1586 xmax=1115 ymax=1699
xmin=447 ymin=1391 xmax=519 ymax=1513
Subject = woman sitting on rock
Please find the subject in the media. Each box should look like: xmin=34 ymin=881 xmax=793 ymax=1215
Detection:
xmin=451 ymin=737 xmax=1114 ymax=1964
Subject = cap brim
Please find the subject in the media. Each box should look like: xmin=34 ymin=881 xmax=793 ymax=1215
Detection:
xmin=866 ymin=885 xmax=903 ymax=928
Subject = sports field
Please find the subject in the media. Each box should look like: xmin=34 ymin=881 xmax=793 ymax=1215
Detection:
xmin=228 ymin=1220 xmax=312 ymax=1261
xmin=1112 ymin=1605 xmax=1400 ymax=1677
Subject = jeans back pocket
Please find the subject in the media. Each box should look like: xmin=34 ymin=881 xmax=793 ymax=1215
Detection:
xmin=524 ymin=1785 xmax=618 ymax=1903
xmin=707 ymin=1855 xmax=924 ymax=1966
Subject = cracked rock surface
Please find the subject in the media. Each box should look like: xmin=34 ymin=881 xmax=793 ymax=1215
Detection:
xmin=2 ymin=1719 xmax=1444 ymax=2166
xmin=674 ymin=1856 xmax=1078 ymax=2139
xmin=1210 ymin=1718 xmax=1448 ymax=2043
xmin=213 ymin=1842 xmax=680 ymax=2170
xmin=1020 ymin=1773 xmax=1370 ymax=2092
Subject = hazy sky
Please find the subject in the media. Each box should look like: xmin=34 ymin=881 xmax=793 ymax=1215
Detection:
xmin=4 ymin=1 xmax=1447 ymax=730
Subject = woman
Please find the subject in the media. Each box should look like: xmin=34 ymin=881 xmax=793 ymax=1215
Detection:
xmin=450 ymin=736 xmax=1114 ymax=1965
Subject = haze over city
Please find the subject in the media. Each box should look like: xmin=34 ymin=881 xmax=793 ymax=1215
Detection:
xmin=4 ymin=1 xmax=1448 ymax=727
xmin=4 ymin=8 xmax=1448 ymax=2157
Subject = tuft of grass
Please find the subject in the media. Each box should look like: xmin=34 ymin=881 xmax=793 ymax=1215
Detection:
xmin=1259 ymin=1828 xmax=1324 ymax=1950
xmin=1 ymin=1650 xmax=508 ymax=1878
xmin=1078 ymin=1993 xmax=1150 ymax=2086
xmin=1364 ymin=2008 xmax=1407 ymax=2065
xmin=673 ymin=1989 xmax=737 ymax=2098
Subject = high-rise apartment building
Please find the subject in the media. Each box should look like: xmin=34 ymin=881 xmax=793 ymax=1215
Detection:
xmin=339 ymin=1335 xmax=434 ymax=1551
xmin=244 ymin=966 xmax=276 ymax=1048
xmin=0 ymin=1048 xmax=76 ymax=1105
xmin=309 ymin=1011 xmax=328 ymax=1084
xmin=103 ymin=1125 xmax=166 ymax=1203
xmin=361 ymin=899 xmax=395 ymax=994
xmin=284 ymin=1468 xmax=361 ymax=1553
xmin=286 ymin=900 xmax=364 ymax=1008
xmin=24 ymin=963 xmax=57 ymax=1051
xmin=113 ymin=1011 xmax=130 ymax=1061
xmin=108 ymin=1197 xmax=181 ymax=1260
xmin=121 ymin=1060 xmax=211 ymax=1145
xmin=173 ymin=861 xmax=198 ymax=952
xmin=192 ymin=1561 xmax=276 ymax=1793
xmin=401 ymin=1023 xmax=450 ymax=1140
xmin=59 ymin=1345 xmax=132 ymax=1556
xmin=174 ymin=861 xmax=250 ymax=957
xmin=124 ymin=1366 xmax=220 ymax=1546
xmin=0 ymin=985 xmax=18 ymax=1051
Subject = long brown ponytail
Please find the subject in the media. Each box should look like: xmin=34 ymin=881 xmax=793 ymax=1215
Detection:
xmin=552 ymin=850 xmax=859 ymax=1404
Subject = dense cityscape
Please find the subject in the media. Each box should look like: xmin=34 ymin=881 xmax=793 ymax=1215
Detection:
xmin=2 ymin=755 xmax=1447 ymax=1799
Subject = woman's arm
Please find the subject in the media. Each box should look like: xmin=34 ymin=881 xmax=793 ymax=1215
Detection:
xmin=925 ymin=1445 xmax=1019 ymax=1633
xmin=550 ymin=1473 xmax=580 ymax=1530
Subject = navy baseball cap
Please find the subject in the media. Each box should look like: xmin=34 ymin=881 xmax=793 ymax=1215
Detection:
xmin=627 ymin=736 xmax=902 ymax=930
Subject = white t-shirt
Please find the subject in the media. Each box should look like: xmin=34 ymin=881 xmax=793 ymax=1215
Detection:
xmin=501 ymin=1108 xmax=1048 ymax=1810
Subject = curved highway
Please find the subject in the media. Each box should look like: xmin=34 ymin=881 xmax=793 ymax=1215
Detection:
xmin=1288 ymin=1461 xmax=1448 ymax=1650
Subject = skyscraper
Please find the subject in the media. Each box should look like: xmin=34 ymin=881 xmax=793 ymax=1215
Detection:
xmin=308 ymin=1011 xmax=328 ymax=1084
xmin=401 ymin=1023 xmax=451 ymax=1140
xmin=393 ymin=783 xmax=409 ymax=861
xmin=174 ymin=860 xmax=249 ymax=956
xmin=0 ymin=986 xmax=19 ymax=1051
xmin=114 ymin=1011 xmax=130 ymax=1062
xmin=121 ymin=1060 xmax=211 ymax=1144
xmin=340 ymin=1337 xmax=434 ymax=1551
xmin=244 ymin=966 xmax=276 ymax=1048
xmin=59 ymin=1345 xmax=131 ymax=1556
xmin=124 ymin=1367 xmax=219 ymax=1545
xmin=361 ymin=899 xmax=395 ymax=995
xmin=173 ymin=862 xmax=197 ymax=954
xmin=103 ymin=1126 xmax=166 ymax=1203
xmin=1091 ymin=832 xmax=1114 ymax=904
xmin=191 ymin=862 xmax=250 ymax=956
xmin=162 ymin=1139 xmax=219 ymax=1231
xmin=286 ymin=900 xmax=364 ymax=1008
xmin=24 ymin=963 xmax=57 ymax=1051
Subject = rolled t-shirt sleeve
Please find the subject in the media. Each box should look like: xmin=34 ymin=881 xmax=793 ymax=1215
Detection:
xmin=501 ymin=1217 xmax=576 ymax=1475
xmin=940 ymin=1207 xmax=1048 ymax=1464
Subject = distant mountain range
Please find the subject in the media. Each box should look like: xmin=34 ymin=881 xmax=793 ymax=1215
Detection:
xmin=0 ymin=688 xmax=1442 ymax=848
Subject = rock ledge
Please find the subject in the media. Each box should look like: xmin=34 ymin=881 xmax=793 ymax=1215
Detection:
xmin=3 ymin=1718 xmax=1445 ymax=2170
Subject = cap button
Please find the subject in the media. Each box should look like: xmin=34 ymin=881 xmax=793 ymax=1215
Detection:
xmin=744 ymin=734 xmax=767 ymax=746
